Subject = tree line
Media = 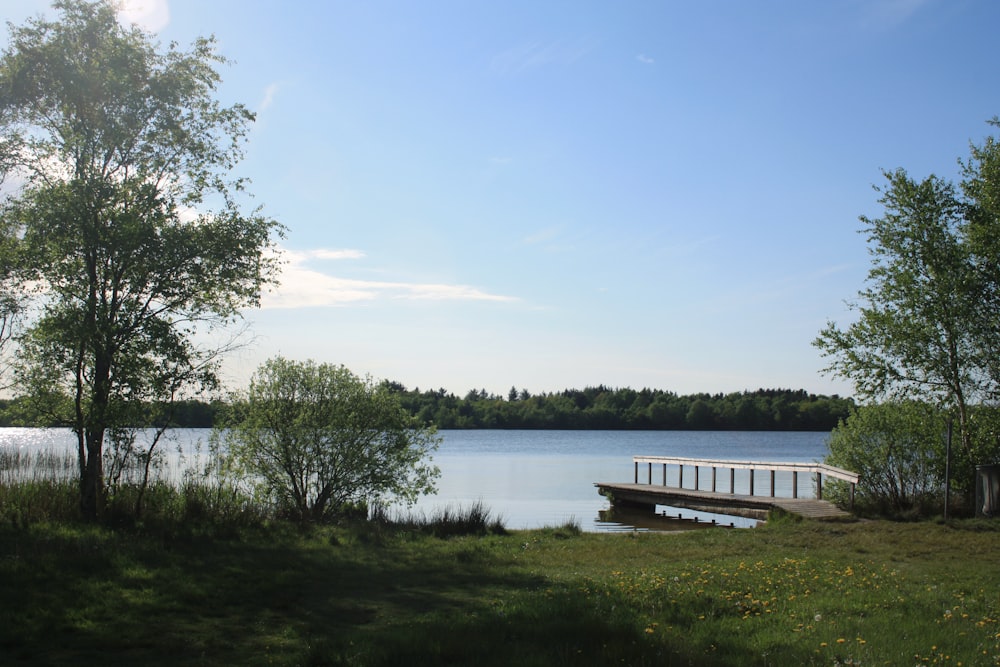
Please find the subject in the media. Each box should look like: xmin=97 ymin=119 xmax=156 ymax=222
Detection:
xmin=388 ymin=385 xmax=852 ymax=431
xmin=0 ymin=386 xmax=853 ymax=432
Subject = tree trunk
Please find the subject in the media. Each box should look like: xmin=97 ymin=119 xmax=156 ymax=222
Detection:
xmin=80 ymin=428 xmax=105 ymax=520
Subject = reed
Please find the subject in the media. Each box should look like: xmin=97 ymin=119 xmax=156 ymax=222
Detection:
xmin=372 ymin=499 xmax=509 ymax=537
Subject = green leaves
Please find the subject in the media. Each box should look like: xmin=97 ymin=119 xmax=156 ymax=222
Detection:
xmin=219 ymin=358 xmax=441 ymax=521
xmin=815 ymin=120 xmax=1000 ymax=497
xmin=0 ymin=0 xmax=284 ymax=517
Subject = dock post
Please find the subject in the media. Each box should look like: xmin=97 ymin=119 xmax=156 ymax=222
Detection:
xmin=694 ymin=465 xmax=700 ymax=491
xmin=815 ymin=472 xmax=823 ymax=500
xmin=729 ymin=468 xmax=735 ymax=494
xmin=749 ymin=469 xmax=755 ymax=496
xmin=770 ymin=470 xmax=776 ymax=497
xmin=678 ymin=464 xmax=684 ymax=489
xmin=711 ymin=467 xmax=717 ymax=492
xmin=634 ymin=461 xmax=638 ymax=484
xmin=662 ymin=463 xmax=667 ymax=486
xmin=792 ymin=471 xmax=798 ymax=498
xmin=648 ymin=462 xmax=652 ymax=484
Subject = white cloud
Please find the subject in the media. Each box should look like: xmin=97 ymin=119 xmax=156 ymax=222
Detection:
xmin=636 ymin=54 xmax=655 ymax=65
xmin=259 ymin=83 xmax=280 ymax=112
xmin=305 ymin=248 xmax=366 ymax=261
xmin=116 ymin=0 xmax=170 ymax=32
xmin=262 ymin=247 xmax=517 ymax=309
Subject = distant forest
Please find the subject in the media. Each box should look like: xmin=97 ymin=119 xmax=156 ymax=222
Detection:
xmin=388 ymin=386 xmax=852 ymax=431
xmin=0 ymin=387 xmax=853 ymax=432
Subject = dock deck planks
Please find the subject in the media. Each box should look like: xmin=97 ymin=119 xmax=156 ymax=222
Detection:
xmin=595 ymin=482 xmax=852 ymax=521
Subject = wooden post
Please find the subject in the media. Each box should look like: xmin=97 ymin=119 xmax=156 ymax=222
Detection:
xmin=634 ymin=461 xmax=638 ymax=484
xmin=662 ymin=463 xmax=667 ymax=486
xmin=711 ymin=467 xmax=717 ymax=492
xmin=730 ymin=468 xmax=735 ymax=494
xmin=770 ymin=470 xmax=776 ymax=497
xmin=694 ymin=465 xmax=700 ymax=491
xmin=815 ymin=472 xmax=823 ymax=500
xmin=792 ymin=471 xmax=798 ymax=498
xmin=749 ymin=469 xmax=755 ymax=496
xmin=678 ymin=464 xmax=684 ymax=489
xmin=648 ymin=462 xmax=652 ymax=484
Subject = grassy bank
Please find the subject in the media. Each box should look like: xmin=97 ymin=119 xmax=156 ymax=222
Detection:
xmin=2 ymin=511 xmax=999 ymax=666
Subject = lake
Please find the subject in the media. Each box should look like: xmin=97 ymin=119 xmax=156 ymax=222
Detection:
xmin=0 ymin=428 xmax=831 ymax=531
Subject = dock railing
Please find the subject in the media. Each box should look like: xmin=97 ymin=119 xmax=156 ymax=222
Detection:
xmin=632 ymin=456 xmax=859 ymax=509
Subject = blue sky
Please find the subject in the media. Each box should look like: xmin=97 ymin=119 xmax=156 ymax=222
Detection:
xmin=5 ymin=0 xmax=1000 ymax=398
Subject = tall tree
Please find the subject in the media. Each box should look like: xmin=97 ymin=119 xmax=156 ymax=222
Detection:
xmin=961 ymin=119 xmax=1000 ymax=396
xmin=815 ymin=121 xmax=1000 ymax=495
xmin=0 ymin=0 xmax=284 ymax=518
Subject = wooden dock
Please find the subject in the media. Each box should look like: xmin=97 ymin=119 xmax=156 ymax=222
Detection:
xmin=594 ymin=483 xmax=851 ymax=520
xmin=596 ymin=456 xmax=858 ymax=522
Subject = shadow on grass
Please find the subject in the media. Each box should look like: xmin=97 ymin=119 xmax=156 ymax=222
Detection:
xmin=1 ymin=522 xmax=858 ymax=666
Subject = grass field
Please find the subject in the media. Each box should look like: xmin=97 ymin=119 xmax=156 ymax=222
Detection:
xmin=2 ymin=504 xmax=999 ymax=666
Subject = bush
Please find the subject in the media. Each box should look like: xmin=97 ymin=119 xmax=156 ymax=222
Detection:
xmin=826 ymin=401 xmax=947 ymax=515
xmin=216 ymin=358 xmax=441 ymax=522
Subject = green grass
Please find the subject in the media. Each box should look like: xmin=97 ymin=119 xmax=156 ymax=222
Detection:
xmin=2 ymin=512 xmax=999 ymax=666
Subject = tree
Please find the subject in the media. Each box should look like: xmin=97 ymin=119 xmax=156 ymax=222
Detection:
xmin=0 ymin=223 xmax=23 ymax=390
xmin=217 ymin=358 xmax=440 ymax=521
xmin=0 ymin=1 xmax=284 ymax=518
xmin=962 ymin=120 xmax=1000 ymax=395
xmin=815 ymin=123 xmax=1000 ymax=498
xmin=826 ymin=402 xmax=947 ymax=515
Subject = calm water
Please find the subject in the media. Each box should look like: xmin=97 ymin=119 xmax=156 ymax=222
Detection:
xmin=0 ymin=428 xmax=830 ymax=532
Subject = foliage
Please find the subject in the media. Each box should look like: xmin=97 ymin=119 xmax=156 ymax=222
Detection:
xmin=815 ymin=119 xmax=1000 ymax=502
xmin=0 ymin=214 xmax=22 ymax=391
xmin=217 ymin=357 xmax=441 ymax=522
xmin=825 ymin=401 xmax=948 ymax=515
xmin=0 ymin=0 xmax=284 ymax=518
xmin=0 ymin=387 xmax=853 ymax=430
xmin=390 ymin=385 xmax=853 ymax=431
xmin=0 ymin=397 xmax=226 ymax=428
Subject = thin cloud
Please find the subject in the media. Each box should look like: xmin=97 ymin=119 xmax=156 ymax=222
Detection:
xmin=636 ymin=54 xmax=655 ymax=65
xmin=116 ymin=0 xmax=170 ymax=32
xmin=491 ymin=37 xmax=599 ymax=75
xmin=523 ymin=226 xmax=562 ymax=245
xmin=859 ymin=0 xmax=933 ymax=29
xmin=262 ymin=247 xmax=517 ymax=309
xmin=259 ymin=83 xmax=280 ymax=112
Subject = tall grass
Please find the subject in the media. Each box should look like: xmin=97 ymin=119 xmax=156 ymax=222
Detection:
xmin=0 ymin=445 xmax=512 ymax=540
xmin=0 ymin=448 xmax=78 ymax=526
xmin=0 ymin=447 xmax=77 ymax=484
xmin=371 ymin=499 xmax=509 ymax=538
